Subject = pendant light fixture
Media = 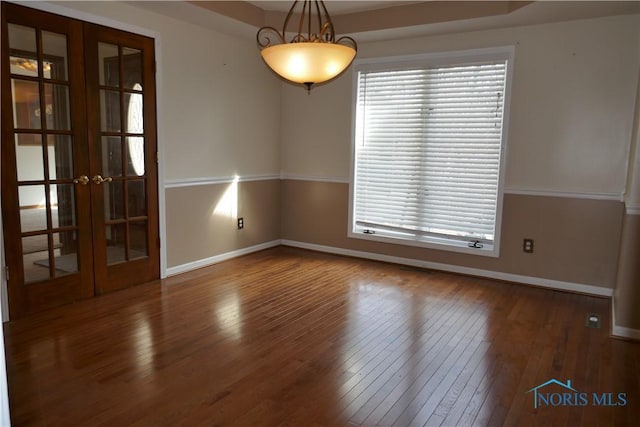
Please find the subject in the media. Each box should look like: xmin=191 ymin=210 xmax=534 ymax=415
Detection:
xmin=257 ymin=0 xmax=357 ymax=92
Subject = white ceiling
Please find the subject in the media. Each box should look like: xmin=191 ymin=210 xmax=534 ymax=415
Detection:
xmin=247 ymin=1 xmax=424 ymax=15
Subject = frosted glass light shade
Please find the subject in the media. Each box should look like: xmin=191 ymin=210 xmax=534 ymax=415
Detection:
xmin=260 ymin=42 xmax=356 ymax=86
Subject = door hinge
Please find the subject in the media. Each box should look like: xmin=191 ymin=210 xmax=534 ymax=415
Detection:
xmin=4 ymin=266 xmax=8 ymax=281
xmin=156 ymin=236 xmax=161 ymax=249
xmin=156 ymin=151 xmax=159 ymax=164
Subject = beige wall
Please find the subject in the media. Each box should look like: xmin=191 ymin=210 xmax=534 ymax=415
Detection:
xmin=166 ymin=180 xmax=280 ymax=267
xmin=281 ymin=180 xmax=624 ymax=289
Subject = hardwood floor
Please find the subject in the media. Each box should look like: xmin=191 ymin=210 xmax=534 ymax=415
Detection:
xmin=4 ymin=246 xmax=640 ymax=426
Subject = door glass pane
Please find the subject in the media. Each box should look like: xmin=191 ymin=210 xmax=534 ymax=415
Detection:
xmin=106 ymin=223 xmax=126 ymax=265
xmin=51 ymin=184 xmax=76 ymax=228
xmin=12 ymin=79 xmax=41 ymax=129
xmin=127 ymin=180 xmax=146 ymax=217
xmin=22 ymin=235 xmax=51 ymax=283
xmin=42 ymin=31 xmax=68 ymax=81
xmin=15 ymin=134 xmax=44 ymax=181
xmin=126 ymin=136 xmax=145 ymax=176
xmin=102 ymin=136 xmax=123 ymax=177
xmin=104 ymin=180 xmax=124 ymax=220
xmin=100 ymin=90 xmax=121 ymax=132
xmin=124 ymin=91 xmax=143 ymax=133
xmin=48 ymin=135 xmax=74 ymax=180
xmin=53 ymin=231 xmax=78 ymax=277
xmin=19 ymin=185 xmax=47 ymax=232
xmin=44 ymin=83 xmax=70 ymax=130
xmin=130 ymin=221 xmax=148 ymax=259
xmin=8 ymin=24 xmax=37 ymax=77
xmin=122 ymin=48 xmax=142 ymax=90
xmin=99 ymin=43 xmax=119 ymax=87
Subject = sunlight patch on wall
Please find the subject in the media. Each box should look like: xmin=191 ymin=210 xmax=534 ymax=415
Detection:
xmin=213 ymin=176 xmax=239 ymax=218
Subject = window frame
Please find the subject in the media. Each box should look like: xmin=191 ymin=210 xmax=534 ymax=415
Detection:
xmin=348 ymin=46 xmax=515 ymax=257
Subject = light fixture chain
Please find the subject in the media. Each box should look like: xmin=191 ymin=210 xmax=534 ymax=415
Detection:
xmin=298 ymin=1 xmax=308 ymax=41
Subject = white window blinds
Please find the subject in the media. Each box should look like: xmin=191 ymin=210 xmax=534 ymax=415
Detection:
xmin=353 ymin=59 xmax=508 ymax=246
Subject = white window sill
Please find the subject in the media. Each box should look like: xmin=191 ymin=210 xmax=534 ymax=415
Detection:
xmin=348 ymin=229 xmax=499 ymax=258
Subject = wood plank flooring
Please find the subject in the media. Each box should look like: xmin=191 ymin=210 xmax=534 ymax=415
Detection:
xmin=4 ymin=246 xmax=640 ymax=426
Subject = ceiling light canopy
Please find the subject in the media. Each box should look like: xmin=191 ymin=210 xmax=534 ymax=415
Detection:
xmin=257 ymin=0 xmax=357 ymax=92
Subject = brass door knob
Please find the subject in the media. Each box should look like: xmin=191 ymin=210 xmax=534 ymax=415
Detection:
xmin=73 ymin=175 xmax=89 ymax=185
xmin=92 ymin=175 xmax=113 ymax=185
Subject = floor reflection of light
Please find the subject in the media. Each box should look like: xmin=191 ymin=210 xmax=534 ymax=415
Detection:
xmin=213 ymin=176 xmax=239 ymax=218
xmin=339 ymin=282 xmax=410 ymax=414
xmin=338 ymin=280 xmax=492 ymax=422
xmin=216 ymin=292 xmax=242 ymax=341
xmin=133 ymin=315 xmax=153 ymax=373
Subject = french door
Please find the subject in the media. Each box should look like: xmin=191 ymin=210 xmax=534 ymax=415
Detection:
xmin=1 ymin=2 xmax=159 ymax=318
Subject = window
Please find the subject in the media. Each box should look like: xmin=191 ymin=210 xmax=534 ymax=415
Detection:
xmin=349 ymin=47 xmax=513 ymax=256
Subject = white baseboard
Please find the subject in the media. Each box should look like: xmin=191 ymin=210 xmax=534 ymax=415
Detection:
xmin=611 ymin=298 xmax=640 ymax=340
xmin=165 ymin=240 xmax=281 ymax=277
xmin=280 ymin=239 xmax=614 ymax=297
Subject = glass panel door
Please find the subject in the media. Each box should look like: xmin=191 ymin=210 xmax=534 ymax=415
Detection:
xmin=84 ymin=23 xmax=159 ymax=294
xmin=1 ymin=3 xmax=159 ymax=318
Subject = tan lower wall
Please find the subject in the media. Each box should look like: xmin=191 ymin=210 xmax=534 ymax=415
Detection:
xmin=614 ymin=213 xmax=640 ymax=330
xmin=165 ymin=179 xmax=280 ymax=268
xmin=281 ymin=180 xmax=624 ymax=290
xmin=164 ymin=179 xmax=624 ymax=292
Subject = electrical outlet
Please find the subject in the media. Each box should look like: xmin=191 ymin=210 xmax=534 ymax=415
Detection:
xmin=523 ymin=238 xmax=534 ymax=253
xmin=586 ymin=314 xmax=600 ymax=328
xmin=237 ymin=217 xmax=244 ymax=230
